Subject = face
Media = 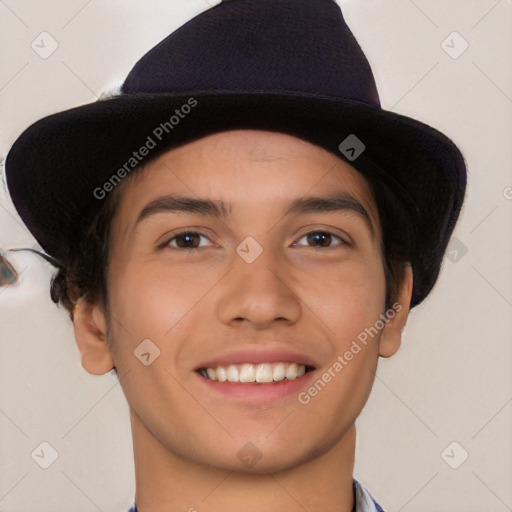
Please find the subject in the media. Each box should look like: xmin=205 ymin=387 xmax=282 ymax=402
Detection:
xmin=99 ymin=129 xmax=396 ymax=473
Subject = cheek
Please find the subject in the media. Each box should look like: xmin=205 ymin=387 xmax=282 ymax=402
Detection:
xmin=310 ymin=254 xmax=387 ymax=341
xmin=108 ymin=261 xmax=198 ymax=339
xmin=297 ymin=261 xmax=385 ymax=433
xmin=106 ymin=265 xmax=194 ymax=408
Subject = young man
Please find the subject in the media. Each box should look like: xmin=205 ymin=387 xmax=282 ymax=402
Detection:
xmin=5 ymin=1 xmax=466 ymax=510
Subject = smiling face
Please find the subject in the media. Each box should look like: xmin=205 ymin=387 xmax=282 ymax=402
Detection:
xmin=74 ymin=129 xmax=412 ymax=479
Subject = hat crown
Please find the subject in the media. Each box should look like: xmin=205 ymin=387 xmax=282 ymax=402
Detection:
xmin=122 ymin=0 xmax=380 ymax=107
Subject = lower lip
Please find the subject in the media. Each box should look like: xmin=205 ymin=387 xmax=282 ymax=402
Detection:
xmin=196 ymin=370 xmax=315 ymax=401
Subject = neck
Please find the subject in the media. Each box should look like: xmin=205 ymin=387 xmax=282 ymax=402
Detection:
xmin=130 ymin=408 xmax=356 ymax=512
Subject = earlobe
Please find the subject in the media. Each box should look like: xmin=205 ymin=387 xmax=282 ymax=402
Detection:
xmin=73 ymin=299 xmax=115 ymax=375
xmin=378 ymin=264 xmax=413 ymax=358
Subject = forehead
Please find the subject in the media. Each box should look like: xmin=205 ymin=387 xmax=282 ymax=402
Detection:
xmin=112 ymin=129 xmax=381 ymax=238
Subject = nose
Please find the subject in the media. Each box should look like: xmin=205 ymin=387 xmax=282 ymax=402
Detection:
xmin=216 ymin=247 xmax=301 ymax=330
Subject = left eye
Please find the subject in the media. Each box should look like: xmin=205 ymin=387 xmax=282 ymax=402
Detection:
xmin=293 ymin=231 xmax=348 ymax=248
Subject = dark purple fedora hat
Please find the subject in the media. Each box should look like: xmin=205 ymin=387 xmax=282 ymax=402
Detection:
xmin=5 ymin=0 xmax=466 ymax=308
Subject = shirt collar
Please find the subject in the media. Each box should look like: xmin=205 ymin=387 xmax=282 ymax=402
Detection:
xmin=127 ymin=479 xmax=385 ymax=512
xmin=354 ymin=478 xmax=386 ymax=512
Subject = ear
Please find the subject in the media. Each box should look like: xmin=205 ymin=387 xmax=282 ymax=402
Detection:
xmin=73 ymin=299 xmax=115 ymax=375
xmin=378 ymin=264 xmax=413 ymax=358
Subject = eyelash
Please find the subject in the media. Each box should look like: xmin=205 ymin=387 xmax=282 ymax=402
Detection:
xmin=162 ymin=230 xmax=351 ymax=250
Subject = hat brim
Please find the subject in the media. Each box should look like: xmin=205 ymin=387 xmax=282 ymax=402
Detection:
xmin=5 ymin=91 xmax=467 ymax=307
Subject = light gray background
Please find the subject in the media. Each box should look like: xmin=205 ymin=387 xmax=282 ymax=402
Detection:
xmin=1 ymin=1 xmax=511 ymax=511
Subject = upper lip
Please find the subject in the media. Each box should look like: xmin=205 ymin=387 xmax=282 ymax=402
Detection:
xmin=196 ymin=348 xmax=318 ymax=370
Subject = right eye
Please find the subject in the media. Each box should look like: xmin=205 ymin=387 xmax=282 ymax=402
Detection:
xmin=164 ymin=231 xmax=213 ymax=250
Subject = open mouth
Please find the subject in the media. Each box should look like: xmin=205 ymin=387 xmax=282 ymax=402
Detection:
xmin=196 ymin=362 xmax=315 ymax=383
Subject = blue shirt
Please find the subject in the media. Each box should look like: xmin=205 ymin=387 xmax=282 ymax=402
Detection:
xmin=127 ymin=478 xmax=385 ymax=511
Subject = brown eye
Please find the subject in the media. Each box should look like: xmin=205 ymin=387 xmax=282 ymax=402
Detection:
xmin=167 ymin=231 xmax=210 ymax=249
xmin=294 ymin=231 xmax=348 ymax=248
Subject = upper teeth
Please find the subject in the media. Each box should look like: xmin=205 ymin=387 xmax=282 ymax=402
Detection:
xmin=201 ymin=362 xmax=308 ymax=383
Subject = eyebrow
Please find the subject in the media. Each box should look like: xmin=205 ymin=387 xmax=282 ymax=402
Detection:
xmin=134 ymin=193 xmax=375 ymax=235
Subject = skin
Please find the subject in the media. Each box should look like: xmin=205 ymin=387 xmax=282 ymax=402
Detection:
xmin=73 ymin=129 xmax=413 ymax=512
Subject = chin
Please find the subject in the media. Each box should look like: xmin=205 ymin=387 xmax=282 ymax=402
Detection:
xmin=203 ymin=437 xmax=320 ymax=475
